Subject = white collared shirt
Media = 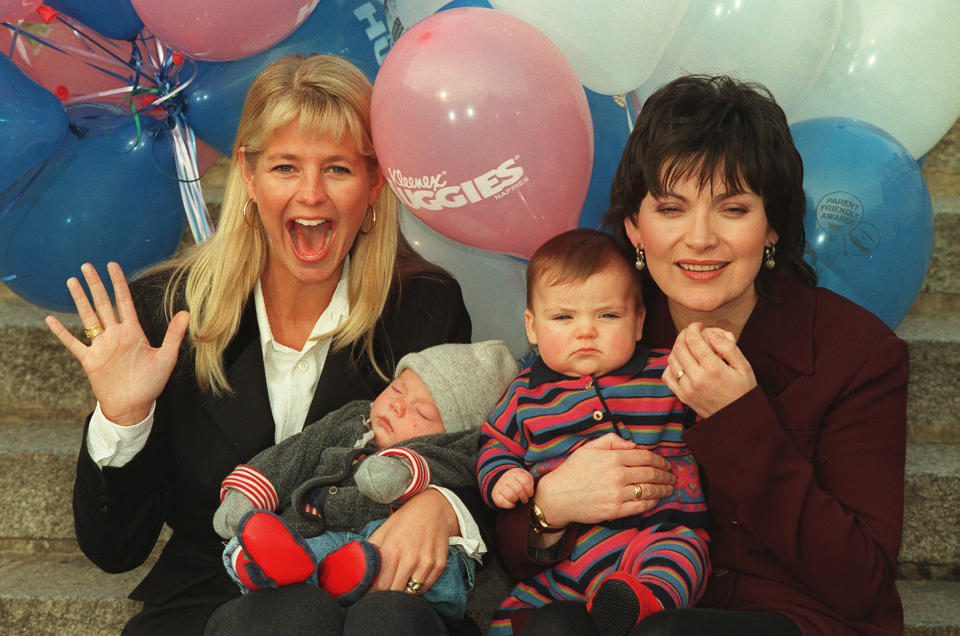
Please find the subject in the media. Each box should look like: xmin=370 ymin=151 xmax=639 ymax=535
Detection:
xmin=256 ymin=269 xmax=350 ymax=444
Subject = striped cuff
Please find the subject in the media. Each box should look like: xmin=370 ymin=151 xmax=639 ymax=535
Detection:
xmin=378 ymin=447 xmax=431 ymax=504
xmin=220 ymin=465 xmax=279 ymax=511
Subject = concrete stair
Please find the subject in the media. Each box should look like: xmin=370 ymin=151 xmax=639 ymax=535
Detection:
xmin=1 ymin=122 xmax=958 ymax=633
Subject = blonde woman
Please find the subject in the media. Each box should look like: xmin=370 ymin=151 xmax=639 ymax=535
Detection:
xmin=47 ymin=55 xmax=478 ymax=635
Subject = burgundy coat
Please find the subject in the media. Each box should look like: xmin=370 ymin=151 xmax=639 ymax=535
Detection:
xmin=496 ymin=270 xmax=907 ymax=635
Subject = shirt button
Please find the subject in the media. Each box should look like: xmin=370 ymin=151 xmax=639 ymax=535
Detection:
xmin=592 ymin=410 xmax=604 ymax=421
xmin=328 ymin=486 xmax=338 ymax=495
xmin=298 ymin=360 xmax=309 ymax=372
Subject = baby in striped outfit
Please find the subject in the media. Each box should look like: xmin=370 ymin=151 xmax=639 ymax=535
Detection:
xmin=478 ymin=229 xmax=711 ymax=636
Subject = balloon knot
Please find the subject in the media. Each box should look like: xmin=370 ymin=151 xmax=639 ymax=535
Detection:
xmin=68 ymin=122 xmax=88 ymax=139
xmin=54 ymin=85 xmax=70 ymax=101
xmin=172 ymin=52 xmax=184 ymax=66
xmin=35 ymin=6 xmax=57 ymax=23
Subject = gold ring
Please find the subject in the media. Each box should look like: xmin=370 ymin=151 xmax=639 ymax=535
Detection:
xmin=633 ymin=483 xmax=643 ymax=500
xmin=84 ymin=325 xmax=105 ymax=340
xmin=674 ymin=369 xmax=685 ymax=381
xmin=405 ymin=577 xmax=424 ymax=595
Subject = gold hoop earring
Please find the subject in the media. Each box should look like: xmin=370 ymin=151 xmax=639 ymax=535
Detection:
xmin=635 ymin=246 xmax=646 ymax=271
xmin=763 ymin=244 xmax=776 ymax=270
xmin=359 ymin=205 xmax=376 ymax=234
xmin=242 ymin=198 xmax=262 ymax=230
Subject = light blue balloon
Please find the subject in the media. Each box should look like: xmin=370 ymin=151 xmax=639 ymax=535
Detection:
xmin=0 ymin=105 xmax=184 ymax=311
xmin=0 ymin=55 xmax=69 ymax=194
xmin=44 ymin=0 xmax=143 ymax=41
xmin=185 ymin=0 xmax=389 ymax=155
xmin=792 ymin=117 xmax=934 ymax=328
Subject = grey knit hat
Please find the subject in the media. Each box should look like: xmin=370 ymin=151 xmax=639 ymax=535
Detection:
xmin=394 ymin=340 xmax=519 ymax=433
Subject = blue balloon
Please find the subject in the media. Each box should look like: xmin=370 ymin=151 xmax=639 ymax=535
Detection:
xmin=578 ymin=89 xmax=630 ymax=230
xmin=792 ymin=117 xmax=934 ymax=328
xmin=439 ymin=0 xmax=492 ymax=9
xmin=0 ymin=105 xmax=185 ymax=311
xmin=185 ymin=0 xmax=389 ymax=156
xmin=0 ymin=55 xmax=70 ymax=194
xmin=44 ymin=0 xmax=143 ymax=41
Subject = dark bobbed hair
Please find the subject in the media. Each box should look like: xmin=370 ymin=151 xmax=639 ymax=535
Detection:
xmin=602 ymin=75 xmax=816 ymax=297
xmin=526 ymin=228 xmax=642 ymax=308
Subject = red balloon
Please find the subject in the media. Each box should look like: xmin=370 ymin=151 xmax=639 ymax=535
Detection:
xmin=371 ymin=8 xmax=593 ymax=259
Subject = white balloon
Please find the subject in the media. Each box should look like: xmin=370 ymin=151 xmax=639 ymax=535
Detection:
xmin=790 ymin=0 xmax=960 ymax=158
xmin=634 ymin=0 xmax=842 ymax=119
xmin=400 ymin=208 xmax=531 ymax=359
xmin=490 ymin=0 xmax=689 ymax=95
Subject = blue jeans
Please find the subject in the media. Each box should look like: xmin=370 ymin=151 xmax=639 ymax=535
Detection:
xmin=222 ymin=518 xmax=476 ymax=620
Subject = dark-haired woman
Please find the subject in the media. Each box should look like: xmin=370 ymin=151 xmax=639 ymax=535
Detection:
xmin=495 ymin=75 xmax=907 ymax=636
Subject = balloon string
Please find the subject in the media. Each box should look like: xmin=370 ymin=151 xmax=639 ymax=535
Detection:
xmin=52 ymin=14 xmax=141 ymax=71
xmin=1 ymin=22 xmax=148 ymax=86
xmin=628 ymin=90 xmax=641 ymax=130
xmin=170 ymin=114 xmax=214 ymax=242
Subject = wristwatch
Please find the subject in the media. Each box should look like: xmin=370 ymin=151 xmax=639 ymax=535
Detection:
xmin=530 ymin=503 xmax=565 ymax=534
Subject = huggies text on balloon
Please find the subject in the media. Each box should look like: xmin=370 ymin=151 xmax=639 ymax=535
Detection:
xmin=387 ymin=157 xmax=527 ymax=212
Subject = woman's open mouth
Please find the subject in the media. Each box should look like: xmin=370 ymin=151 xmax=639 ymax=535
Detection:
xmin=288 ymin=218 xmax=332 ymax=260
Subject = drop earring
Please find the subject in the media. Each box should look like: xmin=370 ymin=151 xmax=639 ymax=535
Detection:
xmin=635 ymin=246 xmax=646 ymax=271
xmin=763 ymin=244 xmax=776 ymax=270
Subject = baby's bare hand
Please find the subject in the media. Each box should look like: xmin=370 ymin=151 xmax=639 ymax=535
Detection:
xmin=491 ymin=467 xmax=535 ymax=509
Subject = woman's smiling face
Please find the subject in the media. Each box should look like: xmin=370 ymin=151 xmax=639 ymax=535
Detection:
xmin=241 ymin=117 xmax=384 ymax=295
xmin=626 ymin=173 xmax=777 ymax=330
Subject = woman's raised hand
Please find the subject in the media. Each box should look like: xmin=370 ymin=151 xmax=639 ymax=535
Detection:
xmin=533 ymin=433 xmax=677 ymax=529
xmin=44 ymin=262 xmax=190 ymax=426
xmin=664 ymin=322 xmax=757 ymax=418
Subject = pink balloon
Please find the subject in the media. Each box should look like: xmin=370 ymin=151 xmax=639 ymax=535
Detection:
xmin=129 ymin=0 xmax=319 ymax=61
xmin=0 ymin=0 xmax=41 ymax=23
xmin=371 ymin=8 xmax=593 ymax=259
xmin=0 ymin=21 xmax=151 ymax=103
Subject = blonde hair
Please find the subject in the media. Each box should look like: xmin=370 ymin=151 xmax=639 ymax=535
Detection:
xmin=157 ymin=54 xmax=403 ymax=395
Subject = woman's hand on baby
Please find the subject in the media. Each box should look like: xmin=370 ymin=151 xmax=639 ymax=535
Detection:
xmin=533 ymin=433 xmax=677 ymax=528
xmin=664 ymin=322 xmax=757 ymax=419
xmin=491 ymin=467 xmax=535 ymax=509
xmin=367 ymin=488 xmax=456 ymax=595
xmin=44 ymin=262 xmax=189 ymax=426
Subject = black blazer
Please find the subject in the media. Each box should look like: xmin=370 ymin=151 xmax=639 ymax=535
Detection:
xmin=72 ymin=269 xmax=474 ymax=628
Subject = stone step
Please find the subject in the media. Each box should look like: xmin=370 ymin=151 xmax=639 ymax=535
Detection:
xmin=899 ymin=444 xmax=960 ymax=578
xmin=0 ymin=550 xmax=953 ymax=634
xmin=2 ymin=289 xmax=957 ymax=443
xmin=0 ymin=550 xmax=153 ymax=635
xmin=920 ymin=117 xmax=960 ymax=297
xmin=899 ymin=579 xmax=960 ymax=636
xmin=923 ymin=190 xmax=960 ymax=297
xmin=3 ymin=418 xmax=956 ymax=576
xmin=896 ymin=293 xmax=960 ymax=444
xmin=0 ymin=292 xmax=92 ymax=422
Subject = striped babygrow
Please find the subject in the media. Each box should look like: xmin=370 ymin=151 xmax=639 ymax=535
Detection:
xmin=478 ymin=345 xmax=711 ymax=635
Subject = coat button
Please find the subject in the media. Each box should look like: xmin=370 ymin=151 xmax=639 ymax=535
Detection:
xmin=328 ymin=486 xmax=338 ymax=495
xmin=592 ymin=410 xmax=603 ymax=421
